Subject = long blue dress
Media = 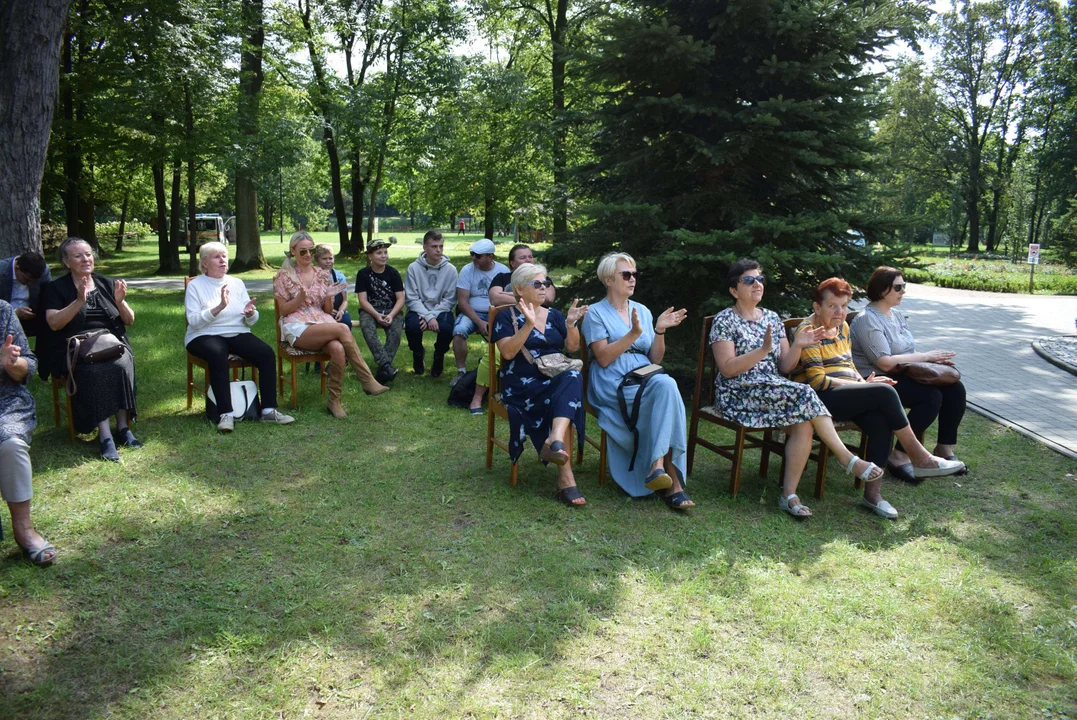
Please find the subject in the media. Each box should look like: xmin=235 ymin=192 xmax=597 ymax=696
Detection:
xmin=490 ymin=306 xmax=585 ymax=464
xmin=581 ymin=300 xmax=687 ymax=497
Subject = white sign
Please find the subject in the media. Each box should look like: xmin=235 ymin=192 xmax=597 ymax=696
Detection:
xmin=1028 ymin=243 xmax=1041 ymax=265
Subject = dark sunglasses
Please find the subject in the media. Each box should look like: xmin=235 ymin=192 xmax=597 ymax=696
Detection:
xmin=892 ymin=283 xmax=907 ymax=292
xmin=620 ymin=270 xmax=641 ymax=281
xmin=526 ymin=279 xmax=554 ymax=289
xmin=740 ymin=274 xmax=766 ymax=286
xmin=295 ymin=248 xmax=314 ymax=257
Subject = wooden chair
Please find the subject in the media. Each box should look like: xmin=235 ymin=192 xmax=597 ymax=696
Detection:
xmin=273 ymin=302 xmax=328 ymax=409
xmin=484 ymin=304 xmax=574 ymax=487
xmin=50 ymin=375 xmax=75 ymax=441
xmin=576 ymin=324 xmax=606 ymax=485
xmin=184 ymin=277 xmax=258 ymax=409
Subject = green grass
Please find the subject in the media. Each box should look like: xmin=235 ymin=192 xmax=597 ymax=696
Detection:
xmin=1 ymin=292 xmax=1076 ymax=718
xmin=904 ymin=244 xmax=1077 ymax=295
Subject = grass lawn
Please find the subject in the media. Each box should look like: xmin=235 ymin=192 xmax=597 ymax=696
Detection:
xmin=1 ymin=292 xmax=1076 ymax=719
xmin=904 ymin=244 xmax=1077 ymax=295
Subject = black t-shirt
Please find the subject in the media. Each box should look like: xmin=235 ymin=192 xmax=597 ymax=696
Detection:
xmin=491 ymin=271 xmax=555 ymax=307
xmin=355 ymin=265 xmax=403 ymax=315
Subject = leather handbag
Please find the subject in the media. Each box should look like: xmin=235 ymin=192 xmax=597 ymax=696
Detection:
xmin=65 ymin=329 xmax=127 ymax=395
xmin=510 ymin=309 xmax=582 ymax=378
xmin=895 ymin=361 xmax=960 ymax=386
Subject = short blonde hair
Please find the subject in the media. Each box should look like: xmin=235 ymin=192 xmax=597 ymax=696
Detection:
xmin=597 ymin=252 xmax=635 ymax=283
xmin=199 ymin=242 xmax=228 ymax=273
xmin=510 ymin=262 xmax=548 ymax=295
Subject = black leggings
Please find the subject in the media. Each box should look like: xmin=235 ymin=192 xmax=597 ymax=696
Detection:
xmin=815 ymin=383 xmax=910 ymax=468
xmin=891 ymin=375 xmax=966 ymax=450
xmin=186 ymin=333 xmax=278 ymax=413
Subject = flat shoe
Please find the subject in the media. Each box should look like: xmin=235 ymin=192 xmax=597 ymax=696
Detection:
xmin=886 ymin=462 xmax=917 ymax=483
xmin=912 ymin=457 xmax=965 ymax=478
xmin=469 ymin=407 xmax=484 ymax=416
xmin=862 ymin=497 xmax=899 ymax=519
xmin=944 ymin=455 xmax=970 ymax=474
xmin=117 ymin=428 xmax=142 ymax=448
xmin=19 ymin=542 xmax=56 ymax=567
xmin=555 ymin=485 xmax=586 ymax=506
xmin=644 ymin=467 xmax=673 ymax=491
xmin=662 ymin=490 xmax=695 ymax=510
xmin=99 ymin=438 xmax=121 ymax=462
xmin=539 ymin=440 xmax=570 ymax=466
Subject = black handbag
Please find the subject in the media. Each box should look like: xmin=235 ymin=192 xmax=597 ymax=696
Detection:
xmin=65 ymin=329 xmax=126 ymax=395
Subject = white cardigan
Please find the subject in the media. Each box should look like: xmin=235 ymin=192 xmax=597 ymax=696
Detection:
xmin=184 ymin=274 xmax=260 ymax=346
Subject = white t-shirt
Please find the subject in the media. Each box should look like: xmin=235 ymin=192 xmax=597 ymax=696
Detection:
xmin=457 ymin=261 xmax=509 ymax=314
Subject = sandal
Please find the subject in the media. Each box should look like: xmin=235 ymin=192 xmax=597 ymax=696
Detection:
xmin=778 ymin=493 xmax=812 ymax=518
xmin=645 ymin=467 xmax=673 ymax=492
xmin=662 ymin=490 xmax=695 ymax=510
xmin=845 ymin=455 xmax=883 ymax=482
xmin=555 ymin=485 xmax=586 ymax=507
xmin=539 ymin=440 xmax=570 ymax=467
xmin=18 ymin=541 xmax=56 ymax=567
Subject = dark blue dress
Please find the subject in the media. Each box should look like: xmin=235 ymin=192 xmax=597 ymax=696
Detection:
xmin=491 ymin=307 xmax=586 ymax=464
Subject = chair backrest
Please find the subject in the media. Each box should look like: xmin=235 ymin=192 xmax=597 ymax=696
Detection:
xmin=784 ymin=317 xmax=803 ymax=343
xmin=184 ymin=277 xmax=193 ymax=328
xmin=273 ymin=301 xmax=284 ymax=346
xmin=578 ymin=321 xmax=594 ymax=406
xmin=486 ymin=304 xmax=514 ymax=397
xmin=690 ymin=315 xmax=718 ymax=414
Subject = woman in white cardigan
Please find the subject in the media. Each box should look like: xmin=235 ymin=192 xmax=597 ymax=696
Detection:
xmin=185 ymin=242 xmax=294 ymax=432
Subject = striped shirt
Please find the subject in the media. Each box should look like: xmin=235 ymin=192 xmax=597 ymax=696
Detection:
xmin=790 ymin=319 xmax=861 ymax=391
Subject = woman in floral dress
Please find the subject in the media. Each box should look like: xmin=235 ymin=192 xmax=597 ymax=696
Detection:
xmin=709 ymin=259 xmax=884 ymax=518
xmin=491 ymin=263 xmax=589 ymax=506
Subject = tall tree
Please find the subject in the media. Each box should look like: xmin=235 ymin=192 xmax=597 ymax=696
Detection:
xmin=233 ymin=0 xmax=269 ymax=271
xmin=0 ymin=0 xmax=76 ymax=256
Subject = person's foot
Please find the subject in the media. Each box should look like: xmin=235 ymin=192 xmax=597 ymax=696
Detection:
xmin=99 ymin=437 xmax=121 ymax=462
xmin=448 ymin=368 xmax=466 ymax=387
xmin=431 ymin=353 xmax=445 ymax=378
xmin=375 ymin=366 xmax=391 ymax=384
xmin=412 ymin=350 xmax=425 ymax=376
xmin=16 ymin=532 xmax=56 ymax=566
xmin=888 ymin=449 xmax=911 ymax=466
xmin=117 ymin=427 xmax=142 ymax=448
xmin=555 ymin=480 xmax=586 ymax=506
xmin=217 ymin=415 xmax=234 ymax=433
xmin=260 ymin=409 xmax=295 ymax=425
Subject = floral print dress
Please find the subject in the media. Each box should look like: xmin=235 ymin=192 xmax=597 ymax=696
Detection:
xmin=708 ymin=307 xmax=828 ymax=428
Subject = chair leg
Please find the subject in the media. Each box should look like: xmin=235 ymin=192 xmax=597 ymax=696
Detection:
xmin=854 ymin=431 xmax=869 ymax=490
xmin=598 ymin=430 xmax=607 ymax=485
xmin=485 ymin=407 xmax=494 ymax=470
xmin=290 ymin=360 xmax=299 ymax=409
xmin=759 ymin=429 xmax=772 ymax=477
xmin=186 ymin=360 xmax=194 ymax=409
xmin=65 ymin=392 xmax=75 ymax=441
xmin=52 ymin=378 xmax=61 ymax=428
xmin=687 ymin=413 xmax=700 ymax=474
xmin=510 ymin=460 xmax=518 ymax=487
xmin=814 ymin=442 xmax=829 ymax=500
xmin=730 ymin=425 xmax=747 ymax=496
xmin=278 ymin=354 xmax=285 ymax=399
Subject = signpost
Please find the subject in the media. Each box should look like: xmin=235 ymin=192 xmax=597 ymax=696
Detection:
xmin=1028 ymin=243 xmax=1040 ymax=294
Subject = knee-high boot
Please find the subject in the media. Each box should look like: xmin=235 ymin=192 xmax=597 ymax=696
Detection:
xmin=343 ymin=338 xmax=389 ymax=395
xmin=326 ymin=361 xmax=347 ymax=418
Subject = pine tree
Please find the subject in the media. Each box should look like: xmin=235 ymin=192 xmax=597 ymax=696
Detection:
xmin=551 ymin=0 xmax=918 ymax=322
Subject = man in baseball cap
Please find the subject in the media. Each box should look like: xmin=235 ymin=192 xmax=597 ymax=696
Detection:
xmin=450 ymin=238 xmax=508 ymax=386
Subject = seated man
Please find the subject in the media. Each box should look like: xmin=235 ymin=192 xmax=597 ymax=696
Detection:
xmin=404 ymin=230 xmax=458 ymax=377
xmin=356 ymin=239 xmax=405 ymax=384
xmin=0 ymin=252 xmax=51 ymax=336
xmin=470 ymin=243 xmax=556 ymax=413
xmin=451 ymin=238 xmax=508 ymax=386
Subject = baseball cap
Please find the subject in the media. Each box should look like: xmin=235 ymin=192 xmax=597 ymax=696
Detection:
xmin=470 ymin=238 xmax=496 ymax=255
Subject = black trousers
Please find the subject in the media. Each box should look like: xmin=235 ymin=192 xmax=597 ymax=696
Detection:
xmin=186 ymin=333 xmax=278 ymax=413
xmin=815 ymin=383 xmax=910 ymax=468
xmin=405 ymin=310 xmax=453 ymax=358
xmin=890 ymin=375 xmax=966 ymax=450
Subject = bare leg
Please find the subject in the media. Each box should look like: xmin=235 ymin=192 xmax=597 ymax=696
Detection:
xmin=469 ymin=384 xmax=487 ymax=411
xmin=556 ymin=456 xmax=585 ymax=505
xmin=809 ymin=414 xmax=882 ymax=480
xmin=293 ymin=323 xmax=354 ymax=353
xmin=783 ymin=421 xmax=813 ymax=499
xmin=547 ymin=416 xmax=570 ymax=446
xmin=8 ymin=501 xmax=55 ymax=561
xmin=933 ymin=442 xmax=957 ymax=457
xmin=452 ymin=335 xmax=469 ymax=371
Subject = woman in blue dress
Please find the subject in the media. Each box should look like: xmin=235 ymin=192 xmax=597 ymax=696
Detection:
xmin=709 ymin=258 xmax=885 ymax=519
xmin=581 ymin=252 xmax=694 ymax=509
xmin=490 ymin=263 xmax=590 ymax=506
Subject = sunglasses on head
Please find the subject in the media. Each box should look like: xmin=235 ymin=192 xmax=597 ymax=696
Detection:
xmin=740 ymin=274 xmax=766 ymax=286
xmin=295 ymin=247 xmax=314 ymax=257
xmin=892 ymin=282 xmax=907 ymax=292
xmin=620 ymin=270 xmax=640 ymax=281
xmin=526 ymin=279 xmax=554 ymax=289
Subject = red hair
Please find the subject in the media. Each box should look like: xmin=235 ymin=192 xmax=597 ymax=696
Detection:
xmin=813 ymin=277 xmax=852 ymax=303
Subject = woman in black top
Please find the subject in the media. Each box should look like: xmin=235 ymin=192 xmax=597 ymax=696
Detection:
xmin=41 ymin=238 xmax=139 ymax=461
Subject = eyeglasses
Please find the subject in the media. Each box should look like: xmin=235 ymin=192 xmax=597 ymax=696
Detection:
xmin=295 ymin=248 xmax=313 ymax=257
xmin=620 ymin=271 xmax=640 ymax=281
xmin=892 ymin=283 xmax=907 ymax=292
xmin=526 ymin=279 xmax=554 ymax=289
xmin=740 ymin=274 xmax=767 ymax=286
xmin=471 ymin=253 xmax=493 ymax=259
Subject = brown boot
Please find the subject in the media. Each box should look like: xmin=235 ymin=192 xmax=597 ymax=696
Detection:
xmin=343 ymin=339 xmax=389 ymax=395
xmin=326 ymin=361 xmax=347 ymax=418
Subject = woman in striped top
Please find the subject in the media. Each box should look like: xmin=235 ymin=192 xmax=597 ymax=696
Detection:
xmin=792 ymin=278 xmax=965 ymax=517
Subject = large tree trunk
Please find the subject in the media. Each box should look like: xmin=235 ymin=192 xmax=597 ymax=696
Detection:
xmin=346 ymin=153 xmax=364 ymax=255
xmin=365 ymin=151 xmax=387 ymax=248
xmin=484 ymin=187 xmax=494 ymax=240
xmin=965 ymin=143 xmax=981 ymax=253
xmin=186 ymin=80 xmax=199 ymax=277
xmin=0 ymin=0 xmax=74 ymax=255
xmin=116 ymin=186 xmax=129 ymax=252
xmin=325 ymin=127 xmax=349 ymax=246
xmin=155 ymin=157 xmax=182 ymax=274
xmin=550 ymin=0 xmax=569 ymax=240
xmin=232 ymin=0 xmax=267 ymax=272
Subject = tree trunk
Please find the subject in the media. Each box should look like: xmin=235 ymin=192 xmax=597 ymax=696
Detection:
xmin=116 ymin=186 xmax=129 ymax=252
xmin=158 ymin=157 xmax=182 ymax=274
xmin=365 ymin=151 xmax=387 ymax=248
xmin=0 ymin=0 xmax=73 ymax=255
xmin=153 ymin=162 xmax=174 ymax=274
xmin=232 ymin=0 xmax=267 ymax=273
xmin=965 ymin=144 xmax=981 ymax=253
xmin=186 ymin=81 xmax=199 ymax=277
xmin=484 ymin=187 xmax=494 ymax=240
xmin=346 ymin=153 xmax=364 ymax=255
xmin=551 ymin=0 xmax=569 ymax=240
xmin=61 ymin=27 xmax=81 ymax=242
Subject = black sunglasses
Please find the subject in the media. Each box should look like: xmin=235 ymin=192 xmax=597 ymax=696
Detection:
xmin=892 ymin=282 xmax=907 ymax=292
xmin=740 ymin=274 xmax=766 ymax=286
xmin=620 ymin=270 xmax=641 ymax=281
xmin=526 ymin=279 xmax=554 ymax=289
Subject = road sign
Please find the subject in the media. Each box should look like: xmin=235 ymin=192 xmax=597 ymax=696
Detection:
xmin=1028 ymin=243 xmax=1041 ymax=265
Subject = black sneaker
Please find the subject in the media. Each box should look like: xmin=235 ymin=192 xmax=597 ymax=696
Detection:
xmin=381 ymin=364 xmax=399 ymax=383
xmin=412 ymin=349 xmax=425 ymax=375
xmin=431 ymin=352 xmax=445 ymax=378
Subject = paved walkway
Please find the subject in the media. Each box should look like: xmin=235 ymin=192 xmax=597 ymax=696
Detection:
xmin=890 ymin=283 xmax=1077 ymax=459
xmin=127 ymin=277 xmax=1077 ymax=458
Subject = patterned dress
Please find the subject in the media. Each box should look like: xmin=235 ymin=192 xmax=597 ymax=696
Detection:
xmin=273 ymin=267 xmax=338 ymax=325
xmin=0 ymin=301 xmax=37 ymax=444
xmin=490 ymin=306 xmax=585 ymax=464
xmin=709 ymin=307 xmax=828 ymax=427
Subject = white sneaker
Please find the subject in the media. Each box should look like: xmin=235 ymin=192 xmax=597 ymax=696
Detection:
xmin=912 ymin=456 xmax=965 ymax=478
xmin=260 ymin=409 xmax=295 ymax=425
xmin=217 ymin=414 xmax=234 ymax=433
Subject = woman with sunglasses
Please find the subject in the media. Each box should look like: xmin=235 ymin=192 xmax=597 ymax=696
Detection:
xmin=850 ymin=267 xmax=967 ymax=473
xmin=490 ymin=263 xmax=589 ymax=506
xmin=274 ymin=232 xmax=388 ymax=418
xmin=710 ymin=259 xmax=885 ymax=519
xmin=581 ymin=252 xmax=693 ymax=510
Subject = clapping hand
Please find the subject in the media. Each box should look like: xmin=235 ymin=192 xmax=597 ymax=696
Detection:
xmin=792 ymin=324 xmax=827 ymax=350
xmin=243 ymin=296 xmax=257 ymax=318
xmin=216 ymin=286 xmax=231 ymax=314
xmin=517 ymin=298 xmax=538 ymax=328
xmin=655 ymin=307 xmax=687 ymax=333
xmin=566 ymin=299 xmax=589 ymax=327
xmin=760 ymin=324 xmax=773 ymax=355
xmin=114 ymin=279 xmax=128 ymax=304
xmin=295 ymin=285 xmax=307 ymax=306
xmin=0 ymin=334 xmax=20 ymax=370
xmin=629 ymin=307 xmax=643 ymax=337
xmin=76 ymin=277 xmax=92 ymax=304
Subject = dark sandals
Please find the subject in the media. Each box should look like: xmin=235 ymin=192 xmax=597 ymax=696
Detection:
xmin=555 ymin=485 xmax=586 ymax=507
xmin=540 ymin=440 xmax=570 ymax=467
xmin=662 ymin=490 xmax=695 ymax=511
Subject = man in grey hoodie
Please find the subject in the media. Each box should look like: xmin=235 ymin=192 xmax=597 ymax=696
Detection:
xmin=404 ymin=230 xmax=459 ymax=376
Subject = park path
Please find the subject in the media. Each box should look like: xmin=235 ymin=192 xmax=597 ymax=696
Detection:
xmin=129 ymin=276 xmax=1077 ymax=459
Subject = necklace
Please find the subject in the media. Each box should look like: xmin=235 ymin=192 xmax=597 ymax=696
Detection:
xmin=733 ymin=304 xmax=760 ymax=322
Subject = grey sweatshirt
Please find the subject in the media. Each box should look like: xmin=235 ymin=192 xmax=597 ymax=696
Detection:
xmin=404 ymin=253 xmax=459 ymax=321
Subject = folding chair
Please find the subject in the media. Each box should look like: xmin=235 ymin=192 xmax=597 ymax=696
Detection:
xmin=184 ymin=277 xmax=259 ymax=409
